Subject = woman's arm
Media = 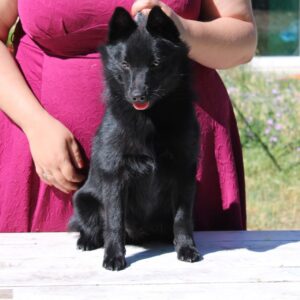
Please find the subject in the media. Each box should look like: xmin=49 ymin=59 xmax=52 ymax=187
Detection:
xmin=0 ymin=0 xmax=52 ymax=135
xmin=0 ymin=0 xmax=85 ymax=193
xmin=132 ymin=0 xmax=257 ymax=69
xmin=183 ymin=0 xmax=257 ymax=69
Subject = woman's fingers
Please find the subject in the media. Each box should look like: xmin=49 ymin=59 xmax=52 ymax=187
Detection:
xmin=36 ymin=165 xmax=69 ymax=193
xmin=60 ymin=158 xmax=85 ymax=184
xmin=131 ymin=0 xmax=168 ymax=16
xmin=50 ymin=175 xmax=70 ymax=194
xmin=52 ymin=168 xmax=79 ymax=192
xmin=36 ymin=151 xmax=85 ymax=193
xmin=131 ymin=0 xmax=186 ymax=40
xmin=54 ymin=146 xmax=86 ymax=192
xmin=67 ymin=138 xmax=85 ymax=169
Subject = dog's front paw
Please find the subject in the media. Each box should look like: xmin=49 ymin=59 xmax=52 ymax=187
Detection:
xmin=177 ymin=245 xmax=202 ymax=263
xmin=103 ymin=254 xmax=127 ymax=271
xmin=77 ymin=234 xmax=103 ymax=251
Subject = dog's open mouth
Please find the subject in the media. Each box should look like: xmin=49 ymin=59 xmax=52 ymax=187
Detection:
xmin=132 ymin=101 xmax=150 ymax=110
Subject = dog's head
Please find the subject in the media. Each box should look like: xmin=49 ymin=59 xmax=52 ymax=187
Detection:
xmin=100 ymin=6 xmax=189 ymax=111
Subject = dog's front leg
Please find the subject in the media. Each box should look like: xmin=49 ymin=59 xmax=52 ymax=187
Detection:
xmin=173 ymin=175 xmax=202 ymax=263
xmin=102 ymin=178 xmax=127 ymax=271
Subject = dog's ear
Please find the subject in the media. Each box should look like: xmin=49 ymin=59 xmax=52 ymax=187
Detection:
xmin=108 ymin=7 xmax=137 ymax=43
xmin=146 ymin=6 xmax=180 ymax=43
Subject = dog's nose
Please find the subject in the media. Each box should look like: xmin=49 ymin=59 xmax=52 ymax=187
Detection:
xmin=132 ymin=93 xmax=146 ymax=102
xmin=132 ymin=95 xmax=146 ymax=102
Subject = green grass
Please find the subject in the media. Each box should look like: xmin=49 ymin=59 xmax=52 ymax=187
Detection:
xmin=219 ymin=67 xmax=300 ymax=230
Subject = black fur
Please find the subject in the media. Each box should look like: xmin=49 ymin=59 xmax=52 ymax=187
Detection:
xmin=70 ymin=6 xmax=201 ymax=271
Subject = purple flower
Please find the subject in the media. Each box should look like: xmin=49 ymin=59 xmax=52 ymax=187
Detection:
xmin=270 ymin=136 xmax=278 ymax=144
xmin=267 ymin=119 xmax=274 ymax=126
xmin=275 ymin=124 xmax=283 ymax=131
xmin=265 ymin=128 xmax=271 ymax=135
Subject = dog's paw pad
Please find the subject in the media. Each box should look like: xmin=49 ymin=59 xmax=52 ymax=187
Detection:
xmin=103 ymin=255 xmax=127 ymax=271
xmin=177 ymin=246 xmax=202 ymax=263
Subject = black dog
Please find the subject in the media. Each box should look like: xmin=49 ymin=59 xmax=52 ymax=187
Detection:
xmin=70 ymin=6 xmax=201 ymax=271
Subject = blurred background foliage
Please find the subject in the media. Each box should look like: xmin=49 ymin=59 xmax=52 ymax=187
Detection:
xmin=253 ymin=0 xmax=299 ymax=56
xmin=220 ymin=67 xmax=300 ymax=229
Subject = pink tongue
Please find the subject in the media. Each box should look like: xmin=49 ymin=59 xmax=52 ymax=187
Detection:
xmin=132 ymin=101 xmax=150 ymax=110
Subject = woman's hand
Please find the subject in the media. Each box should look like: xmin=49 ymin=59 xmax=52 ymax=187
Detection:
xmin=131 ymin=0 xmax=173 ymax=17
xmin=131 ymin=0 xmax=188 ymax=41
xmin=131 ymin=0 xmax=257 ymax=69
xmin=24 ymin=113 xmax=86 ymax=194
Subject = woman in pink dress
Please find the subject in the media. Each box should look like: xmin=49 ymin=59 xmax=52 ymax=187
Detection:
xmin=0 ymin=0 xmax=257 ymax=232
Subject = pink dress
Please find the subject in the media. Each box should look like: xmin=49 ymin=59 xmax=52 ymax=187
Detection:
xmin=0 ymin=0 xmax=246 ymax=232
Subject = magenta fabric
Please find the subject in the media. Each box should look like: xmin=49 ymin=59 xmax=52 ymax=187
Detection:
xmin=0 ymin=0 xmax=246 ymax=232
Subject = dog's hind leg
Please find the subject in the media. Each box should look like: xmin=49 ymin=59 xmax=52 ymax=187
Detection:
xmin=173 ymin=166 xmax=202 ymax=263
xmin=70 ymin=188 xmax=104 ymax=251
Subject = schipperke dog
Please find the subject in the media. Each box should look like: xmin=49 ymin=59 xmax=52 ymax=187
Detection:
xmin=70 ymin=6 xmax=201 ymax=271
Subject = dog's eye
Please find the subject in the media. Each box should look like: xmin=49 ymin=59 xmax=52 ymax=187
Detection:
xmin=121 ymin=61 xmax=130 ymax=69
xmin=151 ymin=60 xmax=160 ymax=68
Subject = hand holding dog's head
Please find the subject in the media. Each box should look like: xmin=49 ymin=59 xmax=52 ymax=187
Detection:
xmin=100 ymin=6 xmax=189 ymax=111
xmin=108 ymin=6 xmax=181 ymax=44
